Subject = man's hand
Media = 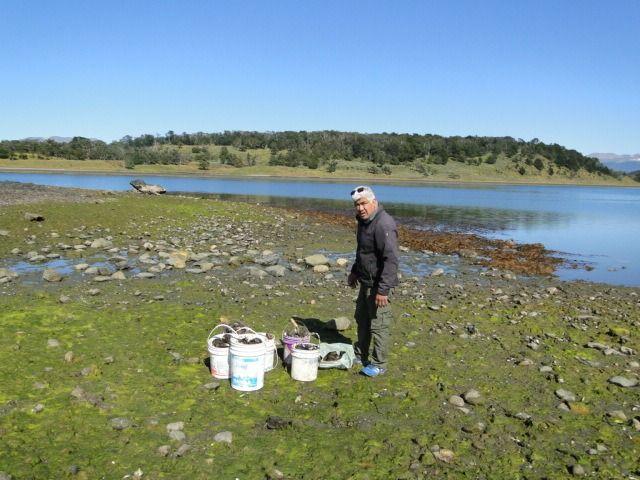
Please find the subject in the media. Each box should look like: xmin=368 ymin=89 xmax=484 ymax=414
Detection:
xmin=347 ymin=272 xmax=359 ymax=288
xmin=375 ymin=294 xmax=389 ymax=307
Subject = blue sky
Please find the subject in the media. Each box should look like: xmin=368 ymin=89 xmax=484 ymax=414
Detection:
xmin=1 ymin=0 xmax=638 ymax=154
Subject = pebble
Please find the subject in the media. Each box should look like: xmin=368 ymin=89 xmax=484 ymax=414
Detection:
xmin=47 ymin=339 xmax=60 ymax=348
xmin=42 ymin=268 xmax=63 ymax=282
xmin=59 ymin=295 xmax=71 ymax=304
xmin=606 ymin=410 xmax=627 ymax=422
xmin=157 ymin=445 xmax=171 ymax=457
xmin=555 ymin=389 xmax=577 ymax=402
xmin=110 ymin=417 xmax=132 ymax=430
xmin=304 ymin=254 xmax=329 ymax=267
xmin=313 ymin=264 xmax=330 ymax=273
xmin=570 ymin=464 xmax=585 ymax=476
xmin=64 ymin=351 xmax=74 ymax=362
xmin=462 ymin=389 xmax=483 ymax=405
xmin=608 ymin=376 xmax=638 ymax=388
xmin=448 ymin=395 xmax=465 ymax=407
xmin=166 ymin=421 xmax=184 ymax=432
xmin=213 ymin=431 xmax=233 ymax=444
xmin=32 ymin=403 xmax=44 ymax=413
xmin=88 ymin=288 xmax=101 ymax=296
xmin=168 ymin=430 xmax=186 ymax=442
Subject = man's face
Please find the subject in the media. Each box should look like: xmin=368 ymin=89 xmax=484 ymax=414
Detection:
xmin=354 ymin=198 xmax=378 ymax=221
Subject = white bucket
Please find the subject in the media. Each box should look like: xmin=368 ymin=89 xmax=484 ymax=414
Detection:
xmin=229 ymin=334 xmax=266 ymax=391
xmin=206 ymin=324 xmax=236 ymax=379
xmin=258 ymin=332 xmax=278 ymax=372
xmin=290 ymin=343 xmax=322 ymax=382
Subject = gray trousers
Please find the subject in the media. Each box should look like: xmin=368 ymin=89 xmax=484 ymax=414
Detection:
xmin=354 ymin=285 xmax=393 ymax=369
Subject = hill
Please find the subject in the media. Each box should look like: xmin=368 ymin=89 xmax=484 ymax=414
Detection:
xmin=589 ymin=152 xmax=640 ymax=173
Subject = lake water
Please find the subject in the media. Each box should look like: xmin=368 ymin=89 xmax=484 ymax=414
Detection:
xmin=1 ymin=172 xmax=639 ymax=286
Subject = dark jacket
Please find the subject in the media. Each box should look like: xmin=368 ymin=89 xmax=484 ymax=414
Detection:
xmin=351 ymin=205 xmax=399 ymax=295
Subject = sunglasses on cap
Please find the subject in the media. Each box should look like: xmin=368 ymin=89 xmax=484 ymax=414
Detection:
xmin=351 ymin=186 xmax=366 ymax=196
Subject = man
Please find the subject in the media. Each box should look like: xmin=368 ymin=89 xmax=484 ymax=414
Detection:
xmin=347 ymin=185 xmax=399 ymax=377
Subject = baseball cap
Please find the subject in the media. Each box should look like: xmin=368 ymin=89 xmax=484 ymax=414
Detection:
xmin=351 ymin=185 xmax=375 ymax=202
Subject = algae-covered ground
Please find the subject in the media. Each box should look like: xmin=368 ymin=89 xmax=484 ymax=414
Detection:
xmin=0 ymin=189 xmax=639 ymax=479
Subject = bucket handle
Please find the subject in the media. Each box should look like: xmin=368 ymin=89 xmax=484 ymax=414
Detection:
xmin=310 ymin=332 xmax=321 ymax=345
xmin=207 ymin=323 xmax=237 ymax=341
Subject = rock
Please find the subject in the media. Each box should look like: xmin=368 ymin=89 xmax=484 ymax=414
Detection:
xmin=570 ymin=464 xmax=586 ymax=476
xmin=88 ymin=288 xmax=101 ymax=296
xmin=0 ymin=229 xmax=8 ymax=236
xmin=47 ymin=339 xmax=60 ymax=348
xmin=174 ymin=443 xmax=191 ymax=457
xmin=167 ymin=251 xmax=188 ymax=269
xmin=0 ymin=472 xmax=12 ymax=480
xmin=213 ymin=431 xmax=233 ymax=443
xmin=608 ymin=376 xmax=638 ymax=388
xmin=431 ymin=268 xmax=445 ymax=277
xmin=266 ymin=416 xmax=293 ymax=430
xmin=110 ymin=417 xmax=132 ymax=430
xmin=136 ymin=272 xmax=156 ymax=279
xmin=462 ymin=389 xmax=483 ymax=405
xmin=606 ymin=410 xmax=627 ymax=422
xmin=166 ymin=421 xmax=184 ymax=432
xmin=327 ymin=316 xmax=351 ymax=331
xmin=336 ymin=258 xmax=349 ymax=267
xmin=64 ymin=351 xmax=74 ymax=362
xmin=202 ymin=381 xmax=220 ymax=390
xmin=458 ymin=249 xmax=478 ymax=259
xmin=255 ymin=252 xmax=280 ymax=266
xmin=247 ymin=266 xmax=267 ymax=279
xmin=198 ymin=262 xmax=214 ymax=272
xmin=111 ymin=271 xmax=126 ymax=280
xmin=0 ymin=268 xmax=18 ymax=282
xmin=130 ymin=179 xmax=166 ymax=195
xmin=313 ymin=265 xmax=330 ymax=273
xmin=157 ymin=445 xmax=171 ymax=457
xmin=265 ymin=265 xmax=286 ymax=277
xmin=304 ymin=254 xmax=329 ymax=267
xmin=90 ymin=238 xmax=113 ymax=249
xmin=168 ymin=430 xmax=186 ymax=442
xmin=432 ymin=448 xmax=455 ymax=463
xmin=42 ymin=268 xmax=63 ymax=282
xmin=93 ymin=275 xmax=112 ymax=282
xmin=32 ymin=403 xmax=45 ymax=413
xmin=539 ymin=365 xmax=553 ymax=373
xmin=448 ymin=395 xmax=465 ymax=407
xmin=59 ymin=295 xmax=71 ymax=303
xmin=555 ymin=389 xmax=577 ymax=402
xmin=25 ymin=212 xmax=45 ymax=221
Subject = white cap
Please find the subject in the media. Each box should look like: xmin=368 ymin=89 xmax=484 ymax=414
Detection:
xmin=351 ymin=185 xmax=375 ymax=202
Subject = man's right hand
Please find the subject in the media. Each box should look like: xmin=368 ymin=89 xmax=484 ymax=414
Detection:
xmin=347 ymin=272 xmax=359 ymax=288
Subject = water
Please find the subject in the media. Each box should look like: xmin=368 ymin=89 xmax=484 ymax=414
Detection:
xmin=1 ymin=172 xmax=639 ymax=286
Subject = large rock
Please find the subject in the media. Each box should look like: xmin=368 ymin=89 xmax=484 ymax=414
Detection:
xmin=327 ymin=316 xmax=351 ymax=331
xmin=608 ymin=376 xmax=638 ymax=388
xmin=90 ymin=238 xmax=113 ymax=249
xmin=167 ymin=251 xmax=188 ymax=269
xmin=266 ymin=265 xmax=286 ymax=277
xmin=42 ymin=268 xmax=63 ymax=282
xmin=255 ymin=252 xmax=280 ymax=266
xmin=304 ymin=254 xmax=329 ymax=267
xmin=130 ymin=179 xmax=166 ymax=195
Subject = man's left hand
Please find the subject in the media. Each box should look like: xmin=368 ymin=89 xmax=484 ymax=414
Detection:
xmin=375 ymin=294 xmax=389 ymax=307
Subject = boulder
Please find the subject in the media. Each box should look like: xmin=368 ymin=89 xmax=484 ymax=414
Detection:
xmin=327 ymin=316 xmax=351 ymax=331
xmin=304 ymin=254 xmax=329 ymax=267
xmin=130 ymin=179 xmax=166 ymax=195
xmin=42 ymin=268 xmax=63 ymax=282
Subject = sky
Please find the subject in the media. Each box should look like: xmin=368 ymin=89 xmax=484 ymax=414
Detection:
xmin=1 ymin=0 xmax=639 ymax=155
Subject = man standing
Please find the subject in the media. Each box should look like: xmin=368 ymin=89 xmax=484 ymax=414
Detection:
xmin=347 ymin=185 xmax=399 ymax=377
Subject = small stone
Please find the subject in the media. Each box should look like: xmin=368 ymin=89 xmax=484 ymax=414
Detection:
xmin=555 ymin=389 xmax=577 ymax=402
xmin=157 ymin=445 xmax=171 ymax=457
xmin=47 ymin=339 xmax=60 ymax=348
xmin=570 ymin=464 xmax=585 ymax=476
xmin=111 ymin=271 xmax=126 ymax=280
xmin=42 ymin=268 xmax=63 ymax=282
xmin=313 ymin=264 xmax=330 ymax=273
xmin=90 ymin=238 xmax=113 ymax=249
xmin=608 ymin=376 xmax=638 ymax=388
xmin=166 ymin=421 xmax=184 ymax=432
xmin=336 ymin=258 xmax=349 ymax=267
xmin=104 ymin=356 xmax=114 ymax=364
xmin=174 ymin=444 xmax=191 ymax=457
xmin=64 ymin=351 xmax=74 ymax=363
xmin=265 ymin=265 xmax=286 ymax=277
xmin=213 ymin=431 xmax=233 ymax=443
xmin=606 ymin=410 xmax=627 ymax=422
xmin=304 ymin=254 xmax=329 ymax=267
xmin=59 ymin=295 xmax=71 ymax=304
xmin=74 ymin=263 xmax=90 ymax=271
xmin=202 ymin=382 xmax=220 ymax=390
xmin=25 ymin=212 xmax=45 ymax=221
xmin=463 ymin=389 xmax=483 ymax=405
xmin=431 ymin=268 xmax=445 ymax=277
xmin=168 ymin=430 xmax=186 ymax=442
xmin=448 ymin=395 xmax=465 ymax=407
xmin=433 ymin=448 xmax=455 ymax=463
xmin=539 ymin=365 xmax=553 ymax=373
xmin=88 ymin=288 xmax=101 ymax=296
xmin=32 ymin=403 xmax=45 ymax=413
xmin=327 ymin=316 xmax=351 ymax=331
xmin=110 ymin=417 xmax=132 ymax=430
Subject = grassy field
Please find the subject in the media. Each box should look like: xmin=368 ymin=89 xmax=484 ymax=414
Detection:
xmin=1 ymin=148 xmax=637 ymax=187
xmin=1 ymin=194 xmax=639 ymax=478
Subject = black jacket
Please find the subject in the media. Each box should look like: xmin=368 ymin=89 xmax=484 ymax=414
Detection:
xmin=351 ymin=205 xmax=399 ymax=295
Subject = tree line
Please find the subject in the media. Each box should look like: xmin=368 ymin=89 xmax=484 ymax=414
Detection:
xmin=0 ymin=130 xmax=618 ymax=176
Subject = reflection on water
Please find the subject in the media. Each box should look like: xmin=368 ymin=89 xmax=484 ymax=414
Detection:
xmin=1 ymin=172 xmax=640 ymax=286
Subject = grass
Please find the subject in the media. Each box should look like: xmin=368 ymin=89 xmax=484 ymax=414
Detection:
xmin=1 ymin=150 xmax=637 ymax=187
xmin=1 ymin=196 xmax=639 ymax=478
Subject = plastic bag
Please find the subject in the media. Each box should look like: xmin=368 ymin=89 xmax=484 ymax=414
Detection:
xmin=318 ymin=343 xmax=356 ymax=369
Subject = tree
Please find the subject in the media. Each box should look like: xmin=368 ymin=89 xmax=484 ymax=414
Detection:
xmin=326 ymin=160 xmax=338 ymax=173
xmin=533 ymin=157 xmax=544 ymax=171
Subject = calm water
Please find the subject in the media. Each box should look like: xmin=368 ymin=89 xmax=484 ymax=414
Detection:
xmin=1 ymin=172 xmax=639 ymax=286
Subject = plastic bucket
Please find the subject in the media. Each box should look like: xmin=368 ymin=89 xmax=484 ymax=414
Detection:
xmin=207 ymin=324 xmax=236 ymax=379
xmin=290 ymin=343 xmax=322 ymax=382
xmin=258 ymin=332 xmax=278 ymax=372
xmin=282 ymin=331 xmax=319 ymax=364
xmin=229 ymin=334 xmax=266 ymax=391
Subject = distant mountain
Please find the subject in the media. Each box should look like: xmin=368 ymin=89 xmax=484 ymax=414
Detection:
xmin=23 ymin=136 xmax=73 ymax=143
xmin=588 ymin=152 xmax=640 ymax=173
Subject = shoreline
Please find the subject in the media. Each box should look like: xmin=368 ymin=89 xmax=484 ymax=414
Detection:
xmin=0 ymin=165 xmax=637 ymax=188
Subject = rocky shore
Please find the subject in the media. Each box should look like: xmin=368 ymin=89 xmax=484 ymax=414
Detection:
xmin=0 ymin=183 xmax=638 ymax=479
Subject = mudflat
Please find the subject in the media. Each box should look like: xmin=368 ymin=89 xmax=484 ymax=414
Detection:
xmin=0 ymin=183 xmax=638 ymax=478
